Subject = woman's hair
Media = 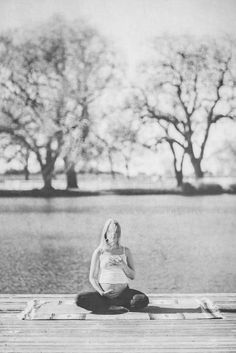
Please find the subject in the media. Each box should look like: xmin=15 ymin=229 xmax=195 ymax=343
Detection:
xmin=98 ymin=218 xmax=121 ymax=251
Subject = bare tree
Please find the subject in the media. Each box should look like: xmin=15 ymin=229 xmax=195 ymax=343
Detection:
xmin=107 ymin=115 xmax=140 ymax=178
xmin=89 ymin=131 xmax=117 ymax=178
xmin=134 ymin=36 xmax=236 ymax=182
xmin=0 ymin=28 xmax=66 ymax=190
xmin=0 ymin=18 xmax=118 ymax=190
xmin=61 ymin=22 xmax=118 ymax=188
xmin=0 ymin=135 xmax=30 ymax=180
xmin=87 ymin=103 xmax=140 ymax=179
xmin=140 ymin=118 xmax=185 ymax=186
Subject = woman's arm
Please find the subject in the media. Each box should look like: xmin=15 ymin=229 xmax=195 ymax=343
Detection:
xmin=121 ymin=247 xmax=136 ymax=280
xmin=89 ymin=248 xmax=105 ymax=295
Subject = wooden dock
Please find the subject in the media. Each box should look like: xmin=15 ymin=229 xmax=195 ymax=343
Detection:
xmin=1 ymin=293 xmax=236 ymax=352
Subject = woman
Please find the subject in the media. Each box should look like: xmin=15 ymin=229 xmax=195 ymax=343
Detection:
xmin=76 ymin=218 xmax=149 ymax=313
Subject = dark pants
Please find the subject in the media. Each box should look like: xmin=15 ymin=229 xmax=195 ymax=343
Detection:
xmin=76 ymin=286 xmax=149 ymax=313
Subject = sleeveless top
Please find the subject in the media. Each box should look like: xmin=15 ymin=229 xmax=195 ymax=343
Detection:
xmin=99 ymin=247 xmax=128 ymax=284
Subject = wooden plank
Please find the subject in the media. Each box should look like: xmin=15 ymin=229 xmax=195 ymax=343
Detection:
xmin=0 ymin=293 xmax=235 ymax=300
xmin=3 ymin=348 xmax=229 ymax=351
xmin=0 ymin=331 xmax=236 ymax=344
xmin=1 ymin=293 xmax=236 ymax=353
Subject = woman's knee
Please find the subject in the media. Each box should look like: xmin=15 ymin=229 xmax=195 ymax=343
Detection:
xmin=75 ymin=291 xmax=107 ymax=312
xmin=75 ymin=292 xmax=89 ymax=307
xmin=75 ymin=292 xmax=95 ymax=309
xmin=130 ymin=293 xmax=149 ymax=309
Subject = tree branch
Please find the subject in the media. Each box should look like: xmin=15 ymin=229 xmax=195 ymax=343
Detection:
xmin=199 ymin=56 xmax=231 ymax=160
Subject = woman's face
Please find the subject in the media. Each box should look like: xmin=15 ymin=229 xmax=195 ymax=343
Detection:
xmin=106 ymin=223 xmax=120 ymax=247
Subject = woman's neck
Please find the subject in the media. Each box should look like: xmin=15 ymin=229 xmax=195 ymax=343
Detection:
xmin=106 ymin=244 xmax=122 ymax=252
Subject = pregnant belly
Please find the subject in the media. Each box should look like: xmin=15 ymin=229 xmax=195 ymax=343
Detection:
xmin=100 ymin=283 xmax=128 ymax=295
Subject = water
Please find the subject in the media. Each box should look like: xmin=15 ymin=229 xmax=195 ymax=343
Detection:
xmin=0 ymin=195 xmax=235 ymax=294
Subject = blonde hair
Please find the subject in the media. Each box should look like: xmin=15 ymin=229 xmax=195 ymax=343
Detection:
xmin=98 ymin=218 xmax=121 ymax=251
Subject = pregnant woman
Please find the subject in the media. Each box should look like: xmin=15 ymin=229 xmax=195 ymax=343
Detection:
xmin=76 ymin=218 xmax=149 ymax=313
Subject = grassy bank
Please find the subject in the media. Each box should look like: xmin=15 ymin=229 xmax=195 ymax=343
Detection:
xmin=0 ymin=183 xmax=235 ymax=197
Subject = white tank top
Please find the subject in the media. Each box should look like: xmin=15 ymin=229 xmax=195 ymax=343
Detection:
xmin=99 ymin=247 xmax=128 ymax=284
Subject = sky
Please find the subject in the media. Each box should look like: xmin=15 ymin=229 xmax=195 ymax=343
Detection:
xmin=1 ymin=0 xmax=236 ymax=66
xmin=0 ymin=0 xmax=236 ymax=176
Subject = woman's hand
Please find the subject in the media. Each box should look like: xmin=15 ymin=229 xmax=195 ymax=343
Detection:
xmin=108 ymin=256 xmax=124 ymax=267
xmin=102 ymin=289 xmax=119 ymax=299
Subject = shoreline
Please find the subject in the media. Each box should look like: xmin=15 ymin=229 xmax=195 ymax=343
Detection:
xmin=0 ymin=186 xmax=235 ymax=197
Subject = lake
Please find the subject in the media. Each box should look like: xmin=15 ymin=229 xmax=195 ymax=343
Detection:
xmin=0 ymin=195 xmax=235 ymax=294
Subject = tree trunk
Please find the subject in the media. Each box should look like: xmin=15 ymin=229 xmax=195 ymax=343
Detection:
xmin=186 ymin=143 xmax=204 ymax=179
xmin=108 ymin=152 xmax=115 ymax=179
xmin=66 ymin=166 xmax=78 ymax=189
xmin=24 ymin=166 xmax=29 ymax=181
xmin=191 ymin=157 xmax=204 ymax=178
xmin=41 ymin=145 xmax=55 ymax=190
xmin=169 ymin=142 xmax=184 ymax=187
xmin=42 ymin=171 xmax=54 ymax=190
xmin=24 ymin=151 xmax=30 ymax=180
xmin=175 ymin=170 xmax=183 ymax=186
xmin=125 ymin=159 xmax=130 ymax=179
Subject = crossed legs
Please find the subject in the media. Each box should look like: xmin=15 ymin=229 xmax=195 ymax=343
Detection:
xmin=76 ymin=286 xmax=149 ymax=313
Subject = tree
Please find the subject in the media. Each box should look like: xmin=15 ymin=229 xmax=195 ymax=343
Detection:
xmin=105 ymin=113 xmax=140 ymax=178
xmin=0 ymin=135 xmax=31 ymax=180
xmin=134 ymin=36 xmax=236 ymax=182
xmin=93 ymin=134 xmax=117 ymax=178
xmin=0 ymin=28 xmax=66 ymax=190
xmin=60 ymin=21 xmax=118 ymax=188
xmin=0 ymin=17 xmax=117 ymax=190
xmin=139 ymin=117 xmax=185 ymax=186
xmin=88 ymin=102 xmax=141 ymax=179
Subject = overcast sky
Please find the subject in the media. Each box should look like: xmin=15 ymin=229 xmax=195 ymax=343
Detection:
xmin=1 ymin=0 xmax=236 ymax=64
